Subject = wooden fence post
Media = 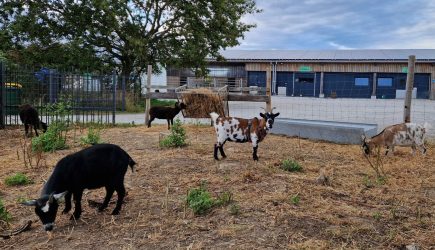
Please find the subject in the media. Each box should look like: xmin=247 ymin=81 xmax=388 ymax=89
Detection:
xmin=403 ymin=55 xmax=415 ymax=123
xmin=145 ymin=65 xmax=152 ymax=125
xmin=266 ymin=64 xmax=272 ymax=112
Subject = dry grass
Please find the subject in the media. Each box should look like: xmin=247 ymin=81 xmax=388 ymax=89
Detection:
xmin=0 ymin=125 xmax=434 ymax=249
xmin=179 ymin=88 xmax=226 ymax=118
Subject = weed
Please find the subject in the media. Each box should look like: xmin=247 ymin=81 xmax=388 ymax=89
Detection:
xmin=363 ymin=175 xmax=374 ymax=188
xmin=376 ymin=176 xmax=387 ymax=185
xmin=373 ymin=212 xmax=382 ymax=221
xmin=4 ymin=173 xmax=32 ymax=186
xmin=290 ymin=194 xmax=300 ymax=205
xmin=160 ymin=119 xmax=187 ymax=148
xmin=229 ymin=204 xmax=240 ymax=215
xmin=31 ymin=121 xmax=68 ymax=152
xmin=0 ymin=198 xmax=11 ymax=222
xmin=186 ymin=185 xmax=215 ymax=215
xmin=80 ymin=127 xmax=102 ymax=145
xmin=281 ymin=159 xmax=303 ymax=172
xmin=215 ymin=191 xmax=233 ymax=206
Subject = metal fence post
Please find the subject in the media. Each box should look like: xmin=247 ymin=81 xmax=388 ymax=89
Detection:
xmin=0 ymin=62 xmax=5 ymax=128
xmin=112 ymin=71 xmax=117 ymax=125
xmin=145 ymin=65 xmax=152 ymax=125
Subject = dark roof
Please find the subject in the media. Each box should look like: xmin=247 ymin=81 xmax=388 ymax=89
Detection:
xmin=214 ymin=49 xmax=435 ymax=62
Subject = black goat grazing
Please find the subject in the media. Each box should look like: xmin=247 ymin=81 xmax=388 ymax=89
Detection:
xmin=148 ymin=102 xmax=187 ymax=129
xmin=22 ymin=143 xmax=136 ymax=232
xmin=19 ymin=104 xmax=47 ymax=137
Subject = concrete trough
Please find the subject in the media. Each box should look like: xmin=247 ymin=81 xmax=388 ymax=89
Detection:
xmin=271 ymin=118 xmax=378 ymax=145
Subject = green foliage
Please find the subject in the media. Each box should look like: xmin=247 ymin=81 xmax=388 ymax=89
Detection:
xmin=0 ymin=1 xmax=260 ymax=76
xmin=373 ymin=212 xmax=382 ymax=221
xmin=363 ymin=175 xmax=386 ymax=188
xmin=32 ymin=121 xmax=68 ymax=152
xmin=4 ymin=173 xmax=32 ymax=186
xmin=160 ymin=119 xmax=187 ymax=148
xmin=151 ymin=99 xmax=177 ymax=107
xmin=215 ymin=191 xmax=233 ymax=206
xmin=290 ymin=194 xmax=300 ymax=205
xmin=80 ymin=128 xmax=102 ymax=145
xmin=229 ymin=204 xmax=240 ymax=215
xmin=32 ymin=100 xmax=72 ymax=152
xmin=186 ymin=186 xmax=215 ymax=215
xmin=0 ymin=198 xmax=11 ymax=222
xmin=281 ymin=159 xmax=303 ymax=172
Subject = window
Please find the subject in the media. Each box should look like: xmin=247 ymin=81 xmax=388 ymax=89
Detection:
xmin=378 ymin=78 xmax=393 ymax=87
xmin=355 ymin=78 xmax=369 ymax=86
xmin=296 ymin=77 xmax=314 ymax=84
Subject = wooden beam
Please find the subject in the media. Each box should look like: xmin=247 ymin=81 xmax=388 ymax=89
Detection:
xmin=145 ymin=65 xmax=152 ymax=125
xmin=145 ymin=92 xmax=269 ymax=102
xmin=404 ymin=55 xmax=416 ymax=123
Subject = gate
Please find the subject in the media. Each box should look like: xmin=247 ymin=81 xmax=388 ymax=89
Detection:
xmin=0 ymin=63 xmax=117 ymax=127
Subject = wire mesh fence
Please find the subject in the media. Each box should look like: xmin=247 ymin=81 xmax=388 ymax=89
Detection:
xmin=0 ymin=62 xmax=120 ymax=127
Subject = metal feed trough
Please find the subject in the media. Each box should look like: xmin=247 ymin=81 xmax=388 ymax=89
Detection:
xmin=175 ymin=81 xmax=229 ymax=118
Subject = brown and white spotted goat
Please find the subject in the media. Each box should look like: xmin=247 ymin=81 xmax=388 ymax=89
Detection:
xmin=361 ymin=123 xmax=430 ymax=156
xmin=210 ymin=109 xmax=280 ymax=161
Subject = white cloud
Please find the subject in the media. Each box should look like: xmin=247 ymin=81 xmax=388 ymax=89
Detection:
xmin=328 ymin=42 xmax=354 ymax=50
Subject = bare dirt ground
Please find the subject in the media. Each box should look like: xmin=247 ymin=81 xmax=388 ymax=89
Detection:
xmin=0 ymin=125 xmax=434 ymax=249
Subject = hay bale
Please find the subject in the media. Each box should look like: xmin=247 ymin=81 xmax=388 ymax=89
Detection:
xmin=179 ymin=88 xmax=226 ymax=118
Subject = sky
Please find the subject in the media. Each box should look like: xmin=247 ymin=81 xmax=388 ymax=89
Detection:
xmin=233 ymin=0 xmax=435 ymax=50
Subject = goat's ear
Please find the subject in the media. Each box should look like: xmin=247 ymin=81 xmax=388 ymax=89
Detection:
xmin=361 ymin=135 xmax=366 ymax=142
xmin=260 ymin=113 xmax=265 ymax=118
xmin=21 ymin=199 xmax=38 ymax=206
xmin=53 ymin=191 xmax=68 ymax=202
xmin=273 ymin=112 xmax=280 ymax=118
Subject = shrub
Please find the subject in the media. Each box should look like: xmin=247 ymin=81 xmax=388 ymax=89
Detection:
xmin=186 ymin=185 xmax=215 ymax=215
xmin=32 ymin=121 xmax=68 ymax=152
xmin=4 ymin=173 xmax=32 ymax=186
xmin=160 ymin=119 xmax=187 ymax=148
xmin=281 ymin=159 xmax=303 ymax=172
xmin=80 ymin=128 xmax=102 ymax=145
xmin=0 ymin=198 xmax=11 ymax=222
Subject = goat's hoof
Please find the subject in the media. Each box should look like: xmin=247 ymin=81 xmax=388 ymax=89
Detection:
xmin=253 ymin=157 xmax=259 ymax=161
xmin=111 ymin=210 xmax=120 ymax=215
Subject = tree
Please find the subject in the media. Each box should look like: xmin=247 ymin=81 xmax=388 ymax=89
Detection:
xmin=0 ymin=0 xmax=260 ymax=77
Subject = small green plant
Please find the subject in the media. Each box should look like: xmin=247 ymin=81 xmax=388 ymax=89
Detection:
xmin=186 ymin=185 xmax=215 ymax=215
xmin=0 ymin=198 xmax=11 ymax=222
xmin=229 ymin=204 xmax=240 ymax=215
xmin=363 ymin=175 xmax=374 ymax=188
xmin=4 ymin=173 xmax=32 ymax=186
xmin=290 ymin=194 xmax=300 ymax=205
xmin=373 ymin=212 xmax=382 ymax=221
xmin=31 ymin=121 xmax=68 ymax=152
xmin=160 ymin=118 xmax=187 ymax=148
xmin=215 ymin=191 xmax=233 ymax=206
xmin=80 ymin=128 xmax=102 ymax=145
xmin=281 ymin=159 xmax=303 ymax=172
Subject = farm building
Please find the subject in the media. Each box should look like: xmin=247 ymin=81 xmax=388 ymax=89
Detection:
xmin=166 ymin=49 xmax=435 ymax=100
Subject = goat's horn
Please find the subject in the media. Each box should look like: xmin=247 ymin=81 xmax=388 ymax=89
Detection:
xmin=272 ymin=107 xmax=277 ymax=111
xmin=260 ymin=107 xmax=266 ymax=111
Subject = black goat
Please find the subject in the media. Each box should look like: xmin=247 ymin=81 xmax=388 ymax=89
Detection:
xmin=19 ymin=104 xmax=47 ymax=137
xmin=22 ymin=143 xmax=136 ymax=231
xmin=148 ymin=102 xmax=187 ymax=129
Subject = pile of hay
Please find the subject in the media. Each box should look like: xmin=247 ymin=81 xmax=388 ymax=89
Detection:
xmin=179 ymin=88 xmax=227 ymax=118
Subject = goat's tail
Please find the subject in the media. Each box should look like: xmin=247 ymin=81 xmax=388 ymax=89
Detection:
xmin=128 ymin=157 xmax=136 ymax=172
xmin=210 ymin=112 xmax=220 ymax=124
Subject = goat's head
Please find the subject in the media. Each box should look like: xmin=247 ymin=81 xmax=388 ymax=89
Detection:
xmin=361 ymin=135 xmax=372 ymax=155
xmin=175 ymin=102 xmax=187 ymax=110
xmin=260 ymin=107 xmax=280 ymax=130
xmin=22 ymin=191 xmax=67 ymax=231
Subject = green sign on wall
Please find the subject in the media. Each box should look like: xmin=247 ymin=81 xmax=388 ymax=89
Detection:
xmin=402 ymin=67 xmax=408 ymax=73
xmin=299 ymin=66 xmax=312 ymax=72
